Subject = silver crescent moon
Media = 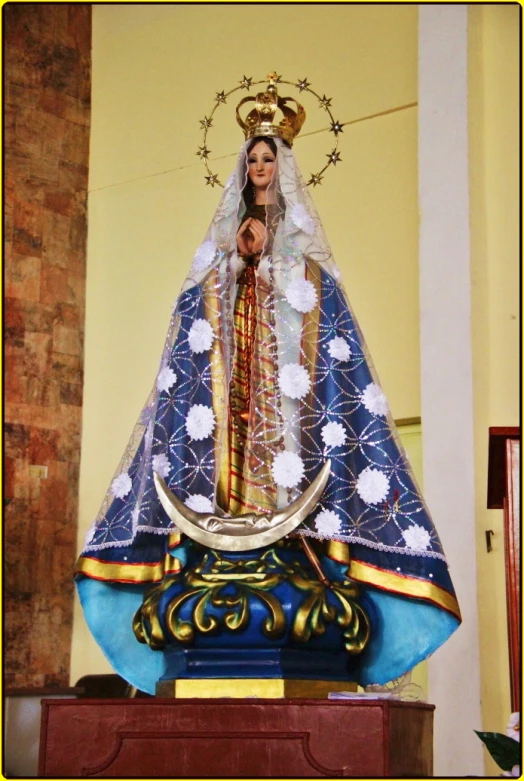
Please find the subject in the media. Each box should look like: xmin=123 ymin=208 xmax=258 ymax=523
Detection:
xmin=154 ymin=459 xmax=331 ymax=552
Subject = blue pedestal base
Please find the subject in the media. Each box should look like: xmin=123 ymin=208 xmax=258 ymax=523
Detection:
xmin=160 ymin=646 xmax=358 ymax=681
xmin=133 ymin=542 xmax=370 ymax=693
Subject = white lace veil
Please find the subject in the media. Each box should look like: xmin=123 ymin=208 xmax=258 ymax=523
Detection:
xmin=86 ymin=138 xmax=345 ymax=546
xmin=184 ymin=137 xmax=341 ymax=288
xmin=84 ymin=137 xmax=444 ymax=569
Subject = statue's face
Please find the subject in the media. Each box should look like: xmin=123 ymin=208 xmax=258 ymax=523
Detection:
xmin=247 ymin=141 xmax=276 ymax=190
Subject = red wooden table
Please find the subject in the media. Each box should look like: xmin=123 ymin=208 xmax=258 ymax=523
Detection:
xmin=39 ymin=697 xmax=434 ymax=777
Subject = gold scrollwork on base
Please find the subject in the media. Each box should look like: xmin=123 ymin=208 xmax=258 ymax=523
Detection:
xmin=164 ymin=562 xmax=286 ymax=645
xmin=288 ymin=574 xmax=370 ymax=653
xmin=133 ymin=576 xmax=177 ymax=650
xmin=133 ymin=547 xmax=369 ymax=655
xmin=133 ymin=548 xmax=289 ymax=649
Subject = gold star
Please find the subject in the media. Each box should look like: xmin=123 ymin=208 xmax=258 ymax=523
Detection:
xmin=199 ymin=116 xmax=213 ymax=130
xmin=205 ymin=173 xmax=220 ymax=187
xmin=308 ymin=173 xmax=324 ymax=187
xmin=267 ymin=71 xmax=282 ymax=83
xmin=196 ymin=146 xmax=211 ymax=160
xmin=326 ymin=150 xmax=342 ymax=165
xmin=297 ymin=77 xmax=310 ymax=92
xmin=215 ymin=91 xmax=227 ymax=105
xmin=318 ymin=95 xmax=332 ymax=110
xmin=239 ymin=75 xmax=253 ymax=90
xmin=330 ymin=120 xmax=344 ymax=135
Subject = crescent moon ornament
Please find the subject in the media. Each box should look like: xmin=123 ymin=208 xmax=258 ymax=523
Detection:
xmin=154 ymin=460 xmax=332 ymax=552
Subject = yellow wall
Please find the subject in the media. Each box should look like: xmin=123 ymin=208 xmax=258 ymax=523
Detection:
xmin=469 ymin=4 xmax=520 ymax=773
xmin=71 ymin=4 xmax=420 ymax=683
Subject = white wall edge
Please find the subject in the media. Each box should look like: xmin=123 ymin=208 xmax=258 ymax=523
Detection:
xmin=418 ymin=5 xmax=483 ymax=776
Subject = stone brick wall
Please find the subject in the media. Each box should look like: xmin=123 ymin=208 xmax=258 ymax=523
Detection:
xmin=4 ymin=4 xmax=91 ymax=687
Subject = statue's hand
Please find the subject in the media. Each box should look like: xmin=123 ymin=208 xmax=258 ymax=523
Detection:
xmin=249 ymin=218 xmax=266 ymax=255
xmin=236 ymin=218 xmax=253 ymax=256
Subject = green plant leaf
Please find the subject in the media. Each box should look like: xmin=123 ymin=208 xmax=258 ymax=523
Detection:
xmin=474 ymin=731 xmax=521 ymax=771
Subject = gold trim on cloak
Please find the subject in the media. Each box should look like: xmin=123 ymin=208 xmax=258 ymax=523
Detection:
xmin=348 ymin=558 xmax=461 ymax=620
xmin=325 ymin=539 xmax=351 ymax=566
xmin=75 ymin=533 xmax=183 ymax=583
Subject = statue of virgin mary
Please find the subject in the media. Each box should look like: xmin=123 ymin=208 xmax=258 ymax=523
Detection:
xmin=75 ymin=76 xmax=461 ymax=695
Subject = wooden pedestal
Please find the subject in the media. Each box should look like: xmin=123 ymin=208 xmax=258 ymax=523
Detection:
xmin=39 ymin=698 xmax=434 ymax=777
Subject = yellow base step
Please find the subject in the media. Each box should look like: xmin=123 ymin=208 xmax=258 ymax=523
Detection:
xmin=156 ymin=678 xmax=358 ymax=699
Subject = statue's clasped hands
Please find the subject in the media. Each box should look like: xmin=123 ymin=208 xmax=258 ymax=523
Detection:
xmin=236 ymin=218 xmax=266 ymax=257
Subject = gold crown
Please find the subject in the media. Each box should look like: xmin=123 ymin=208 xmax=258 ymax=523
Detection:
xmin=235 ymin=74 xmax=305 ymax=147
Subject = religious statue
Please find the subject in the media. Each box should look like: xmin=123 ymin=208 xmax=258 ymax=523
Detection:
xmin=75 ymin=74 xmax=461 ymax=696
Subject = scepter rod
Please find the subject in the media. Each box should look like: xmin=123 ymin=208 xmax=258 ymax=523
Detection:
xmin=298 ymin=536 xmax=331 ymax=587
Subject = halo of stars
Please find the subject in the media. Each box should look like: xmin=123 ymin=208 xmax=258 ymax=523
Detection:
xmin=197 ymin=73 xmax=344 ymax=188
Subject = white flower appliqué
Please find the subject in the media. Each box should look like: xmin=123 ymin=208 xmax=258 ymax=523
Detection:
xmin=315 ymin=509 xmax=342 ymax=536
xmin=111 ymin=471 xmax=132 ymax=500
xmin=157 ymin=366 xmax=177 ymax=393
xmin=361 ymin=382 xmax=388 ymax=417
xmin=185 ymin=404 xmax=215 ymax=441
xmin=185 ymin=494 xmax=214 ymax=513
xmin=152 ymin=453 xmax=172 ymax=479
xmin=188 ymin=318 xmax=215 ymax=354
xmin=290 ymin=203 xmax=316 ymax=236
xmin=328 ymin=336 xmax=352 ymax=362
xmin=192 ymin=240 xmax=216 ymax=273
xmin=271 ymin=451 xmax=305 ymax=489
xmin=321 ymin=421 xmax=347 ymax=448
xmin=401 ymin=524 xmax=432 ymax=551
xmin=356 ymin=467 xmax=390 ymax=505
xmin=278 ymin=363 xmax=311 ymax=400
xmin=285 ymin=278 xmax=318 ymax=313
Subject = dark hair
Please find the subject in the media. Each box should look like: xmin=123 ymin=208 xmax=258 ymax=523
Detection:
xmin=246 ymin=135 xmax=278 ymax=156
xmin=242 ymin=136 xmax=279 ymax=208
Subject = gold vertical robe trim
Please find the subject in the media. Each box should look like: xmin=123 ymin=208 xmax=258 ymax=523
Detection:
xmin=216 ymin=259 xmax=278 ymax=515
xmin=348 ymin=558 xmax=461 ymax=620
xmin=301 ymin=260 xmax=322 ymax=381
xmin=228 ymin=259 xmax=257 ymax=512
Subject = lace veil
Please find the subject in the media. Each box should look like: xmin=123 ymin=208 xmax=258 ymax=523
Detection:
xmin=84 ymin=138 xmax=446 ymax=569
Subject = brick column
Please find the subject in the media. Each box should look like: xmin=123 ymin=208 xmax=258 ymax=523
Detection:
xmin=4 ymin=4 xmax=91 ymax=687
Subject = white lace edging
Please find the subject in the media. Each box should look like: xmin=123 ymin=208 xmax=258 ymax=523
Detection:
xmin=297 ymin=528 xmax=448 ymax=562
xmin=82 ymin=524 xmax=179 ymax=553
xmin=82 ymin=525 xmax=445 ymax=562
